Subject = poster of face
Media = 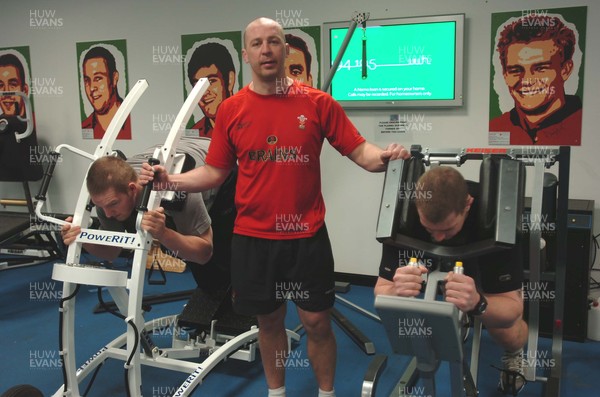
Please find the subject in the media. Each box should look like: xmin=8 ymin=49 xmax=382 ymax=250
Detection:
xmin=488 ymin=6 xmax=587 ymax=146
xmin=0 ymin=46 xmax=33 ymax=119
xmin=283 ymin=26 xmax=320 ymax=89
xmin=76 ymin=39 xmax=131 ymax=140
xmin=0 ymin=46 xmax=42 ymax=181
xmin=181 ymin=31 xmax=243 ymax=138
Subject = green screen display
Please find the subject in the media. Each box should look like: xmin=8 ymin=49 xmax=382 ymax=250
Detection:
xmin=329 ymin=20 xmax=458 ymax=104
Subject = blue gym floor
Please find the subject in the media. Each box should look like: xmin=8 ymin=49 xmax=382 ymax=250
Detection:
xmin=1 ymin=258 xmax=599 ymax=397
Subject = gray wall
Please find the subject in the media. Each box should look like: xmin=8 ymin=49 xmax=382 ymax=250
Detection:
xmin=1 ymin=0 xmax=598 ymax=276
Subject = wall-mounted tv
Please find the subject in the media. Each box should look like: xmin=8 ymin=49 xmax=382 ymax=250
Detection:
xmin=323 ymin=14 xmax=464 ymax=109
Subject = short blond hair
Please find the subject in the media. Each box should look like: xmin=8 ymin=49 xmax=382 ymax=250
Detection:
xmin=415 ymin=167 xmax=468 ymax=224
xmin=86 ymin=156 xmax=137 ymax=196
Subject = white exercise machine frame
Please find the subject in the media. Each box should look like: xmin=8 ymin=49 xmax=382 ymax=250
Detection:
xmin=35 ymin=78 xmax=299 ymax=396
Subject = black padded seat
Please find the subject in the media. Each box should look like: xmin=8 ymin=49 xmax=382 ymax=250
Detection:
xmin=0 ymin=115 xmax=65 ymax=266
xmin=0 ymin=212 xmax=31 ymax=244
xmin=178 ymin=287 xmax=229 ymax=330
xmin=211 ymin=300 xmax=258 ymax=336
xmin=178 ymin=287 xmax=257 ymax=335
xmin=0 ymin=116 xmax=43 ymax=182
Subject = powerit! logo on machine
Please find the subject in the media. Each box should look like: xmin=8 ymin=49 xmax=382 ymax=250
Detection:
xmin=77 ymin=230 xmax=138 ymax=246
xmin=173 ymin=367 xmax=202 ymax=396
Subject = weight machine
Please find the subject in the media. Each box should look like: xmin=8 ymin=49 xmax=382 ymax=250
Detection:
xmin=0 ymin=90 xmax=64 ymax=269
xmin=35 ymin=78 xmax=299 ymax=396
xmin=367 ymin=145 xmax=570 ymax=397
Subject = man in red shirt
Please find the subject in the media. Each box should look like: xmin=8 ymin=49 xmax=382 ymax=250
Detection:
xmin=141 ymin=17 xmax=409 ymax=397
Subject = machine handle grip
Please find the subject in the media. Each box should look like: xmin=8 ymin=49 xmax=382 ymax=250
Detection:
xmin=35 ymin=151 xmax=61 ymax=200
xmin=137 ymin=158 xmax=160 ymax=212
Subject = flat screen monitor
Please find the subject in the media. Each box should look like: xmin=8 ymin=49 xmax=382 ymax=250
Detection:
xmin=323 ymin=14 xmax=464 ymax=109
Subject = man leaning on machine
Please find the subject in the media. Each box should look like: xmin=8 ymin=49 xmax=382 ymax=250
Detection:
xmin=375 ymin=166 xmax=528 ymax=395
xmin=60 ymin=137 xmax=232 ymax=293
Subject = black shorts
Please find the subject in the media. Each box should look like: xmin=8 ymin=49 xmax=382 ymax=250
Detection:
xmin=230 ymin=225 xmax=335 ymax=316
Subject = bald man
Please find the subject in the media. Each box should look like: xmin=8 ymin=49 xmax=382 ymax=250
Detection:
xmin=141 ymin=17 xmax=411 ymax=397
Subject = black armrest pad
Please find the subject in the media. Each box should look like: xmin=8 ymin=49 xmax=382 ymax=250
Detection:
xmin=383 ymin=235 xmax=513 ymax=261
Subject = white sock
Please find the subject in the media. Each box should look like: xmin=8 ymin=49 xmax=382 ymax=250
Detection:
xmin=318 ymin=388 xmax=335 ymax=397
xmin=268 ymin=386 xmax=286 ymax=397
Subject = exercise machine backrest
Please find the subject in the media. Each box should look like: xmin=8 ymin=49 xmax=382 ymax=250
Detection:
xmin=0 ymin=93 xmax=42 ymax=182
xmin=377 ymin=151 xmax=525 ymax=260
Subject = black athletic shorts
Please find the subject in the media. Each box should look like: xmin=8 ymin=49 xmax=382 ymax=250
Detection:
xmin=230 ymin=225 xmax=335 ymax=316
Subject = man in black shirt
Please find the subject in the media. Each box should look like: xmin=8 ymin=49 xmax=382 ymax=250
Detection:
xmin=375 ymin=166 xmax=528 ymax=395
